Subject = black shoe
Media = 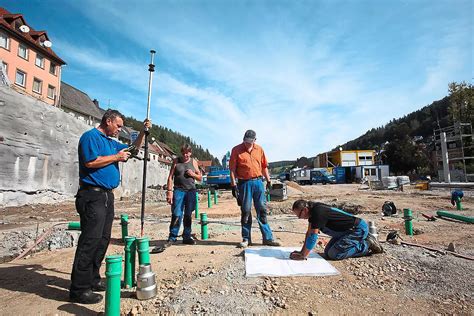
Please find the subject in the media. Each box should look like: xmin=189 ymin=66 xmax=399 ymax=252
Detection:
xmin=183 ymin=237 xmax=196 ymax=245
xmin=366 ymin=234 xmax=384 ymax=254
xmin=69 ymin=289 xmax=103 ymax=304
xmin=91 ymin=280 xmax=106 ymax=292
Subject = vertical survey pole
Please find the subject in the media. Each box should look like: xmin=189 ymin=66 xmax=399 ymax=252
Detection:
xmin=141 ymin=50 xmax=156 ymax=237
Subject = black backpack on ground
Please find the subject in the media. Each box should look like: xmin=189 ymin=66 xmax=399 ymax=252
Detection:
xmin=382 ymin=201 xmax=397 ymax=216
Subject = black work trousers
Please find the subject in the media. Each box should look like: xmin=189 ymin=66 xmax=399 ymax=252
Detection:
xmin=70 ymin=188 xmax=114 ymax=295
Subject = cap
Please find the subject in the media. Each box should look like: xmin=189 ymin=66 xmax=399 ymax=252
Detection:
xmin=243 ymin=129 xmax=256 ymax=143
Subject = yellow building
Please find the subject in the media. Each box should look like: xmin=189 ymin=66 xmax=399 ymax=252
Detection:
xmin=330 ymin=150 xmax=375 ymax=167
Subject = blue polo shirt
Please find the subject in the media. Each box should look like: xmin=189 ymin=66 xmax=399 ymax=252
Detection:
xmin=78 ymin=128 xmax=128 ymax=189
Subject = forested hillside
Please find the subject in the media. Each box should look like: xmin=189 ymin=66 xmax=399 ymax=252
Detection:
xmin=342 ymin=82 xmax=473 ymax=151
xmin=124 ymin=116 xmax=220 ymax=165
xmin=339 ymin=82 xmax=473 ymax=174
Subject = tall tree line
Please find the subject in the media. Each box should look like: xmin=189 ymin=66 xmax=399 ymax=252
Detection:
xmin=124 ymin=116 xmax=220 ymax=166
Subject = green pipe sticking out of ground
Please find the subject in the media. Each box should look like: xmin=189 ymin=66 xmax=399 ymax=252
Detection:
xmin=404 ymin=208 xmax=413 ymax=235
xmin=201 ymin=213 xmax=208 ymax=240
xmin=195 ymin=191 xmax=199 ymax=219
xmin=207 ymin=190 xmax=212 ymax=208
xmin=124 ymin=236 xmax=136 ymax=289
xmin=120 ymin=214 xmax=129 ymax=242
xmin=136 ymin=237 xmax=151 ymax=265
xmin=67 ymin=222 xmax=81 ymax=230
xmin=105 ymin=254 xmax=122 ymax=316
xmin=437 ymin=210 xmax=474 ymax=224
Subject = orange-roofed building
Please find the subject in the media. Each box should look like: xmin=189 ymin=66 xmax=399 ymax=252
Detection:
xmin=0 ymin=7 xmax=66 ymax=106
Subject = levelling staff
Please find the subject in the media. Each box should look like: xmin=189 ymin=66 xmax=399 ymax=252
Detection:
xmin=290 ymin=199 xmax=383 ymax=260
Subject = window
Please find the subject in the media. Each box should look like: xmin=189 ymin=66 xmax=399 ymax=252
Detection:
xmin=35 ymin=54 xmax=45 ymax=68
xmin=0 ymin=32 xmax=9 ymax=49
xmin=49 ymin=62 xmax=57 ymax=75
xmin=47 ymin=85 xmax=56 ymax=99
xmin=18 ymin=44 xmax=28 ymax=60
xmin=15 ymin=69 xmax=26 ymax=87
xmin=1 ymin=62 xmax=7 ymax=73
xmin=32 ymin=78 xmax=42 ymax=93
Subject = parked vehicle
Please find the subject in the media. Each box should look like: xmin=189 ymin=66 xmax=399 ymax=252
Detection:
xmin=290 ymin=168 xmax=312 ymax=185
xmin=278 ymin=172 xmax=290 ymax=181
xmin=206 ymin=166 xmax=231 ymax=189
xmin=206 ymin=152 xmax=232 ymax=189
xmin=311 ymin=168 xmax=336 ymax=185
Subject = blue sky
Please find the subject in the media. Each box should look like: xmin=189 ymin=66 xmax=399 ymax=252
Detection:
xmin=3 ymin=0 xmax=472 ymax=161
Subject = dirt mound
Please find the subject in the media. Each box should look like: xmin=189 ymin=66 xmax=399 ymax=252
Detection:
xmin=284 ymin=181 xmax=304 ymax=192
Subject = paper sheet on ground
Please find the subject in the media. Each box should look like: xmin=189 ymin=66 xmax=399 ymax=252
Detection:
xmin=245 ymin=247 xmax=340 ymax=277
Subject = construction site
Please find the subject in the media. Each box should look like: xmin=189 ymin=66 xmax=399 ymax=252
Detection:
xmin=1 ymin=3 xmax=473 ymax=316
xmin=0 ymin=183 xmax=473 ymax=315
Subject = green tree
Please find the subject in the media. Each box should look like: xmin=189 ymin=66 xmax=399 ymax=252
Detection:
xmin=448 ymin=81 xmax=474 ymax=124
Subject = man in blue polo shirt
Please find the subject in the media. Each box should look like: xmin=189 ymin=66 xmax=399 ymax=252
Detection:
xmin=70 ymin=109 xmax=151 ymax=304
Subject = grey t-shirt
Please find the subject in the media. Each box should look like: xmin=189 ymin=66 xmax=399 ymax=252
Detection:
xmin=173 ymin=158 xmax=196 ymax=191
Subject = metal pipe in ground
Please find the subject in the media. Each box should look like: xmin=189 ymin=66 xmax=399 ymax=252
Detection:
xmin=123 ymin=236 xmax=136 ymax=289
xmin=200 ymin=213 xmax=208 ymax=240
xmin=105 ymin=254 xmax=122 ymax=316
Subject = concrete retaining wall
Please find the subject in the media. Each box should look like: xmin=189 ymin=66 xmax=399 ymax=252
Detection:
xmin=0 ymin=86 xmax=169 ymax=206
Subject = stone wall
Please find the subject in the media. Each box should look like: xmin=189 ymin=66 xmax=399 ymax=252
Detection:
xmin=0 ymin=86 xmax=169 ymax=206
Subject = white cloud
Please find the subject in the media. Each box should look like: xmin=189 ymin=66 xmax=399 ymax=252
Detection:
xmin=57 ymin=1 xmax=472 ymax=161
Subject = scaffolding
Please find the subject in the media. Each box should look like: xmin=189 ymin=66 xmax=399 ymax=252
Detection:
xmin=433 ymin=122 xmax=474 ymax=182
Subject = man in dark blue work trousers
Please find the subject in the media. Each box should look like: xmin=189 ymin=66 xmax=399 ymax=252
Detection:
xmin=69 ymin=109 xmax=150 ymax=304
xmin=290 ymin=199 xmax=383 ymax=261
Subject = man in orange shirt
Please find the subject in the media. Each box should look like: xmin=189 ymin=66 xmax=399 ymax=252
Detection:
xmin=229 ymin=130 xmax=281 ymax=248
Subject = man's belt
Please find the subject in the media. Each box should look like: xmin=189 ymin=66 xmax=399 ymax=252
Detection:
xmin=238 ymin=176 xmax=263 ymax=182
xmin=79 ymin=184 xmax=112 ymax=193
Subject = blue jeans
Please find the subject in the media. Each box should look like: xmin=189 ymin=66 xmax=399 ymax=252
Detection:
xmin=168 ymin=188 xmax=196 ymax=241
xmin=238 ymin=178 xmax=274 ymax=242
xmin=322 ymin=219 xmax=369 ymax=260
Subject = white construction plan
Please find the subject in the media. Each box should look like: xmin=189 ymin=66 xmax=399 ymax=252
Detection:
xmin=245 ymin=247 xmax=340 ymax=277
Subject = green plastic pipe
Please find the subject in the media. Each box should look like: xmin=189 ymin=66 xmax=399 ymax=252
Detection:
xmin=404 ymin=208 xmax=413 ymax=236
xmin=67 ymin=222 xmax=81 ymax=230
xmin=120 ymin=214 xmax=129 ymax=242
xmin=136 ymin=237 xmax=151 ymax=265
xmin=213 ymin=190 xmax=218 ymax=205
xmin=195 ymin=191 xmax=199 ymax=219
xmin=266 ymin=193 xmax=271 ymax=202
xmin=437 ymin=210 xmax=474 ymax=224
xmin=456 ymin=197 xmax=463 ymax=211
xmin=207 ymin=190 xmax=212 ymax=208
xmin=123 ymin=236 xmax=136 ymax=289
xmin=105 ymin=254 xmax=122 ymax=316
xmin=200 ymin=213 xmax=208 ymax=240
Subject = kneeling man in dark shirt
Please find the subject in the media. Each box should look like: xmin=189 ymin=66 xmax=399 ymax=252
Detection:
xmin=290 ymin=199 xmax=383 ymax=260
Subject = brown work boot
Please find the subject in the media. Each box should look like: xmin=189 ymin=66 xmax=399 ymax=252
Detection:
xmin=263 ymin=240 xmax=281 ymax=247
xmin=366 ymin=234 xmax=383 ymax=254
